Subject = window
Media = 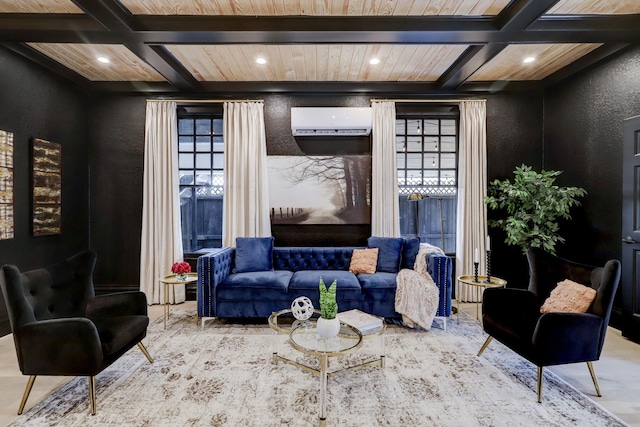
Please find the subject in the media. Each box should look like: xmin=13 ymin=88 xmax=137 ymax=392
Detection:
xmin=177 ymin=113 xmax=224 ymax=252
xmin=396 ymin=115 xmax=458 ymax=253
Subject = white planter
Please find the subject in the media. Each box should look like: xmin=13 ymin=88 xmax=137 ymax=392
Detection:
xmin=317 ymin=317 xmax=340 ymax=337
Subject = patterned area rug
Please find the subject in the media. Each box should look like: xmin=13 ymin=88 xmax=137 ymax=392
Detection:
xmin=10 ymin=310 xmax=628 ymax=427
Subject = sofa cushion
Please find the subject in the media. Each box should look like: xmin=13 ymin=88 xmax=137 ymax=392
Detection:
xmin=349 ymin=248 xmax=378 ymax=274
xmin=358 ymin=272 xmax=397 ymax=301
xmin=368 ymin=237 xmax=403 ymax=273
xmin=233 ymin=237 xmax=274 ymax=274
xmin=218 ymin=271 xmax=293 ymax=301
xmin=289 ymin=270 xmax=362 ymax=301
xmin=401 ymin=237 xmax=421 ymax=270
xmin=93 ymin=315 xmax=149 ymax=356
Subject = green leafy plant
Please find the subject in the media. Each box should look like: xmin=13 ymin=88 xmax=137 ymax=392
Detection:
xmin=319 ymin=277 xmax=338 ymax=319
xmin=484 ymin=164 xmax=586 ymax=255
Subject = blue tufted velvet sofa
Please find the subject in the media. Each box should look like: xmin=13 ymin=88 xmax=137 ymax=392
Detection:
xmin=197 ymin=244 xmax=452 ymax=325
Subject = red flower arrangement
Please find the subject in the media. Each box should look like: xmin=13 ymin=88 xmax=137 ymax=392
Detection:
xmin=171 ymin=261 xmax=191 ymax=275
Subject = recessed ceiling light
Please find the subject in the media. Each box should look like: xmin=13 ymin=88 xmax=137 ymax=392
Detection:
xmin=523 ymin=56 xmax=536 ymax=64
xmin=97 ymin=56 xmax=110 ymax=64
xmin=369 ymin=58 xmax=380 ymax=65
xmin=256 ymin=57 xmax=267 ymax=64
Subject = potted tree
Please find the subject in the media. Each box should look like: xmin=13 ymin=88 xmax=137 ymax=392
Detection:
xmin=485 ymin=164 xmax=586 ymax=255
xmin=317 ymin=278 xmax=339 ymax=337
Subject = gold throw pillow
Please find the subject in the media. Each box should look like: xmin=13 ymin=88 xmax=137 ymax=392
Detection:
xmin=349 ymin=248 xmax=379 ymax=274
xmin=540 ymin=279 xmax=597 ymax=314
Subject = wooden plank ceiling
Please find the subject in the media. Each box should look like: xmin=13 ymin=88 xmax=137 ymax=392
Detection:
xmin=0 ymin=0 xmax=638 ymax=94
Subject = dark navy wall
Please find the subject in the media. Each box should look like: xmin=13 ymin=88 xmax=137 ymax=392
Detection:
xmin=485 ymin=92 xmax=544 ymax=286
xmin=544 ymin=45 xmax=640 ymax=265
xmin=85 ymin=92 xmax=543 ymax=288
xmin=88 ymin=95 xmax=147 ymax=288
xmin=0 ymin=48 xmax=89 ymax=335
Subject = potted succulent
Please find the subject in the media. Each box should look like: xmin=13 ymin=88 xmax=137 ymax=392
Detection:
xmin=317 ymin=277 xmax=339 ymax=337
xmin=485 ymin=164 xmax=586 ymax=255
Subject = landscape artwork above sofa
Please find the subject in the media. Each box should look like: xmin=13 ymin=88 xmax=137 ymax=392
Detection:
xmin=268 ymin=155 xmax=371 ymax=225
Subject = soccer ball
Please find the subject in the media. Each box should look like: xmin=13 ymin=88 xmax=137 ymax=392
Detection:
xmin=291 ymin=296 xmax=314 ymax=320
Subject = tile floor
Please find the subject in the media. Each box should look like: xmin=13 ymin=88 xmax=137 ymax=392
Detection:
xmin=0 ymin=301 xmax=638 ymax=426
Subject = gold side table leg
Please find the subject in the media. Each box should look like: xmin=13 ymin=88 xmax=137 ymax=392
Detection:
xmin=164 ymin=282 xmax=168 ymax=329
xmin=476 ymin=285 xmax=480 ymax=321
xmin=456 ymin=279 xmax=460 ymax=324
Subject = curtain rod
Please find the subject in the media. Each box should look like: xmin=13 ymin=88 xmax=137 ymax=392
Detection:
xmin=147 ymin=99 xmax=264 ymax=103
xmin=370 ymin=98 xmax=485 ymax=103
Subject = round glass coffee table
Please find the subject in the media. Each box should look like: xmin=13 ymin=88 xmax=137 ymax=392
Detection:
xmin=268 ymin=309 xmax=386 ymax=426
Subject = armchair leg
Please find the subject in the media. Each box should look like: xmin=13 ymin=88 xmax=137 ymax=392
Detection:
xmin=537 ymin=367 xmax=544 ymax=403
xmin=587 ymin=361 xmax=602 ymax=397
xmin=89 ymin=376 xmax=96 ymax=415
xmin=477 ymin=336 xmax=493 ymax=356
xmin=137 ymin=342 xmax=154 ymax=364
xmin=17 ymin=375 xmax=36 ymax=415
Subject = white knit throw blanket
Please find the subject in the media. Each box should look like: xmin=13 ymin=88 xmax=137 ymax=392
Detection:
xmin=394 ymin=243 xmax=442 ymax=330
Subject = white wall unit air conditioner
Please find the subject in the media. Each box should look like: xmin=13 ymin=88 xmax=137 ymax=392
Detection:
xmin=291 ymin=107 xmax=372 ymax=136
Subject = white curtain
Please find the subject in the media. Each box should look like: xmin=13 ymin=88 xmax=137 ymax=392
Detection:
xmin=371 ymin=101 xmax=400 ymax=237
xmin=140 ymin=100 xmax=185 ymax=305
xmin=222 ymin=102 xmax=271 ymax=246
xmin=455 ymin=100 xmax=488 ymax=302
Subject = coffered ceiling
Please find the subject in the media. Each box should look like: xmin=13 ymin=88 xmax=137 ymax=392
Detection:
xmin=0 ymin=0 xmax=639 ymax=94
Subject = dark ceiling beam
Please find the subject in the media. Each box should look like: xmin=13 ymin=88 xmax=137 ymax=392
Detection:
xmin=531 ymin=14 xmax=640 ymax=32
xmin=436 ymin=44 xmax=507 ymax=90
xmin=497 ymin=0 xmax=559 ymax=30
xmin=71 ymin=0 xmax=134 ymax=31
xmin=128 ymin=44 xmax=201 ymax=92
xmin=88 ymin=80 xmax=543 ymax=95
xmin=69 ymin=0 xmax=199 ymax=91
xmin=1 ymin=14 xmax=640 ymax=44
xmin=90 ymin=81 xmax=178 ymax=93
xmin=436 ymin=0 xmax=559 ymax=90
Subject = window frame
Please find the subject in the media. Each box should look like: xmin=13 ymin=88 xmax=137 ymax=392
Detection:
xmin=395 ymin=113 xmax=459 ymax=197
xmin=177 ymin=110 xmax=224 ymax=252
xmin=396 ymin=110 xmax=459 ymax=254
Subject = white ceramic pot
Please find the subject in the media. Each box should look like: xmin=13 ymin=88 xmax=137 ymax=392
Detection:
xmin=317 ymin=317 xmax=340 ymax=337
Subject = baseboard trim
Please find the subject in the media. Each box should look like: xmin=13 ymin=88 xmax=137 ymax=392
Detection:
xmin=94 ymin=284 xmax=139 ymax=295
xmin=94 ymin=284 xmax=197 ymax=301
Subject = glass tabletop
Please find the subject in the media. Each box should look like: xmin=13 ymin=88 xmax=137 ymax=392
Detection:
xmin=289 ymin=322 xmax=363 ymax=356
xmin=268 ymin=308 xmax=322 ymax=334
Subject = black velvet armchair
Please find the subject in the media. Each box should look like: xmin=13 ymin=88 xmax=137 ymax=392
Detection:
xmin=477 ymin=247 xmax=621 ymax=402
xmin=0 ymin=250 xmax=153 ymax=415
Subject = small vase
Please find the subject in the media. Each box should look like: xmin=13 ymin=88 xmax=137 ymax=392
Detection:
xmin=176 ymin=273 xmax=187 ymax=281
xmin=317 ymin=317 xmax=340 ymax=337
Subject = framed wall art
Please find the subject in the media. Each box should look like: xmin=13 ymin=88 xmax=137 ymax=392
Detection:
xmin=268 ymin=155 xmax=371 ymax=225
xmin=0 ymin=129 xmax=13 ymax=239
xmin=32 ymin=138 xmax=61 ymax=236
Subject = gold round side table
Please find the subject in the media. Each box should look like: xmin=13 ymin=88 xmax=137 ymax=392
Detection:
xmin=159 ymin=272 xmax=197 ymax=329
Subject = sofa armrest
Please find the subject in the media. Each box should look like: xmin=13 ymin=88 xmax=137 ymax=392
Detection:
xmin=197 ymin=248 xmax=235 ymax=317
xmin=426 ymin=253 xmax=453 ymax=317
